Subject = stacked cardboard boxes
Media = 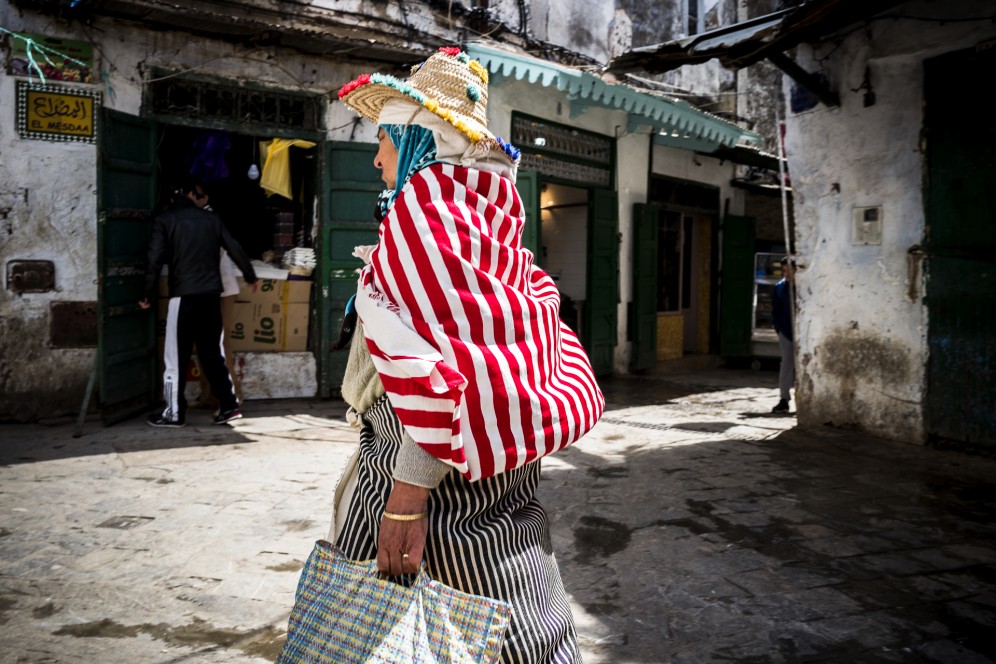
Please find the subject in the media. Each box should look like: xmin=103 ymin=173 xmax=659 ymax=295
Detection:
xmin=157 ymin=275 xmax=312 ymax=353
xmin=229 ymin=278 xmax=312 ymax=352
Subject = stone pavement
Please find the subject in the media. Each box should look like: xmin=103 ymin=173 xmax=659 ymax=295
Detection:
xmin=2 ymin=368 xmax=995 ymax=663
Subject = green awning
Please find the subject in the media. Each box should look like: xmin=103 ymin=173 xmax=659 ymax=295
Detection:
xmin=465 ymin=41 xmax=759 ymax=150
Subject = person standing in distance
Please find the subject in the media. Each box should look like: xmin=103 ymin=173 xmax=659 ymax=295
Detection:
xmin=139 ymin=181 xmax=257 ymax=427
xmin=772 ymin=256 xmax=796 ymax=413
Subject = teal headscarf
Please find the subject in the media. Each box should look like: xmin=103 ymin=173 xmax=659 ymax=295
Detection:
xmin=377 ymin=123 xmax=438 ymax=218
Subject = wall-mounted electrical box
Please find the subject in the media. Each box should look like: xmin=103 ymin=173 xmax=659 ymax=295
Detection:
xmin=853 ymin=206 xmax=883 ymax=245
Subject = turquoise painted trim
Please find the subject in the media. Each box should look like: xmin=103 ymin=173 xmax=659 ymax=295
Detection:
xmin=653 ymin=132 xmax=724 ymax=153
xmin=465 ymin=41 xmax=759 ymax=148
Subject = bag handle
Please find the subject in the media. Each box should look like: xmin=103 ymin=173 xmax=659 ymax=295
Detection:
xmin=320 ymin=541 xmax=432 ymax=588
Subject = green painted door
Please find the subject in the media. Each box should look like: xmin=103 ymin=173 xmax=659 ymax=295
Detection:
xmin=719 ymin=214 xmax=756 ymax=358
xmin=632 ymin=203 xmax=659 ymax=371
xmin=586 ymin=188 xmax=619 ymax=376
xmin=924 ymin=46 xmax=996 ymax=446
xmin=516 ymin=171 xmax=541 ymax=261
xmin=317 ymin=141 xmax=382 ymax=398
xmin=97 ymin=109 xmax=158 ymax=424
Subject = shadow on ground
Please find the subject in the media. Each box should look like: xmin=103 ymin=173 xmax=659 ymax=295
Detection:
xmin=541 ymin=426 xmax=996 ymax=663
xmin=0 ymin=398 xmax=348 ymax=466
xmin=598 ymin=367 xmax=778 ymax=412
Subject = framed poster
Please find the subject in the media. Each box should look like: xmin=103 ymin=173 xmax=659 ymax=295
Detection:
xmin=16 ymin=81 xmax=102 ymax=144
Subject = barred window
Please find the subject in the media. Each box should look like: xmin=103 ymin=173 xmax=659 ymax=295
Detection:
xmin=148 ymin=75 xmax=321 ymax=133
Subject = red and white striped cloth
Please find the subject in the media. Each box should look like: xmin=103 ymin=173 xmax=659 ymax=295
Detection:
xmin=355 ymin=162 xmax=604 ymax=481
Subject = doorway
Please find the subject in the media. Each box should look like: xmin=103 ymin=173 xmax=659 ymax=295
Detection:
xmin=540 ymin=182 xmax=589 ymax=339
xmin=650 ymin=177 xmax=718 ymax=362
xmin=657 ymin=210 xmax=711 ymax=358
xmin=152 ymin=125 xmax=319 ymax=398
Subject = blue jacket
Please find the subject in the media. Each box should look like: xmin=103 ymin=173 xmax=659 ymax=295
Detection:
xmin=772 ymin=278 xmax=793 ymax=341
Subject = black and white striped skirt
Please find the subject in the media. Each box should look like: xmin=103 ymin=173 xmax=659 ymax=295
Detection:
xmin=334 ymin=396 xmax=581 ymax=664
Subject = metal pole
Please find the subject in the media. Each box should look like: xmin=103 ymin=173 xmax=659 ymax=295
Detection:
xmin=774 ymin=107 xmax=795 ymax=306
xmin=774 ymin=105 xmax=798 ymax=401
xmin=73 ymin=352 xmax=99 ymax=438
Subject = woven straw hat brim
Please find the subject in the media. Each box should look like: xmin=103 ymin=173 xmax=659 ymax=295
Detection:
xmin=339 ymin=74 xmax=498 ymax=147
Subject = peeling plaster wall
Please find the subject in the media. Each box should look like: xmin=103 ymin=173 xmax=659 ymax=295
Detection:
xmin=0 ymin=8 xmax=101 ymax=421
xmin=783 ymin=0 xmax=996 ymax=444
xmin=0 ymin=8 xmax=363 ymax=420
xmin=513 ymin=0 xmax=622 ymax=63
xmin=737 ymin=58 xmax=783 ymax=154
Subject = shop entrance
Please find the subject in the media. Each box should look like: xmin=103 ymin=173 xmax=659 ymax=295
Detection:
xmin=511 ymin=113 xmax=618 ymax=376
xmin=96 ymin=77 xmax=333 ymax=421
xmin=540 ymin=183 xmax=588 ymax=340
xmin=648 ymin=176 xmax=719 ymax=362
xmin=152 ymin=125 xmax=319 ymax=401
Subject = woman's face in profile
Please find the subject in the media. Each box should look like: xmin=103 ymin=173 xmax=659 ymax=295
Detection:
xmin=375 ymin=128 xmax=399 ymax=189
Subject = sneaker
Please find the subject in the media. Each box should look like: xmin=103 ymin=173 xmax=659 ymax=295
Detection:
xmin=213 ymin=408 xmax=243 ymax=425
xmin=147 ymin=413 xmax=185 ymax=428
xmin=771 ymin=399 xmax=790 ymax=413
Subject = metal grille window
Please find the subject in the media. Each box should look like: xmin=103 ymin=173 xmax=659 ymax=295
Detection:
xmin=148 ymin=76 xmax=321 ymax=133
xmin=520 ymin=153 xmax=610 ymax=188
xmin=512 ymin=114 xmax=613 ymax=188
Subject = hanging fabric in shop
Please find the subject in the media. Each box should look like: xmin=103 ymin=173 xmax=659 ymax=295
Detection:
xmin=188 ymin=130 xmax=232 ymax=182
xmin=259 ymin=138 xmax=316 ymax=200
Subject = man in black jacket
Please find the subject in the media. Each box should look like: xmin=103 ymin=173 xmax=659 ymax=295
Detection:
xmin=139 ymin=181 xmax=258 ymax=427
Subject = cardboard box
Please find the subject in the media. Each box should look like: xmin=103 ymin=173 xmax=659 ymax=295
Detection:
xmin=157 ymin=276 xmax=311 ymax=352
xmin=236 ymin=278 xmax=312 ymax=305
xmin=228 ymin=301 xmax=310 ymax=352
xmin=283 ymin=303 xmax=309 ymax=352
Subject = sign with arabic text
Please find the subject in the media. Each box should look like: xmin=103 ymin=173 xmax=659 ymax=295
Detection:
xmin=16 ymin=81 xmax=102 ymax=143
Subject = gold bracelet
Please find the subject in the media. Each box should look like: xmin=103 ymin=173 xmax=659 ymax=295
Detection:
xmin=383 ymin=511 xmax=428 ymax=522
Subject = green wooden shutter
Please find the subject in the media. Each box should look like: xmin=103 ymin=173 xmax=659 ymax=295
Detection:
xmin=316 ymin=141 xmax=382 ymax=398
xmin=586 ymin=189 xmax=619 ymax=376
xmin=719 ymin=214 xmax=755 ymax=358
xmin=97 ymin=109 xmax=158 ymax=424
xmin=924 ymin=47 xmax=996 ymax=446
xmin=631 ymin=203 xmax=659 ymax=371
xmin=516 ymin=170 xmax=540 ymax=262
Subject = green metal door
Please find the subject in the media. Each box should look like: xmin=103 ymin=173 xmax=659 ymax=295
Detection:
xmin=719 ymin=214 xmax=756 ymax=358
xmin=924 ymin=46 xmax=996 ymax=446
xmin=586 ymin=188 xmax=619 ymax=376
xmin=631 ymin=203 xmax=659 ymax=371
xmin=97 ymin=109 xmax=158 ymax=424
xmin=516 ymin=171 xmax=541 ymax=261
xmin=317 ymin=141 xmax=382 ymax=398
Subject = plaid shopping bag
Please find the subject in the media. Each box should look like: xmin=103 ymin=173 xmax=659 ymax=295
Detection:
xmin=277 ymin=540 xmax=512 ymax=664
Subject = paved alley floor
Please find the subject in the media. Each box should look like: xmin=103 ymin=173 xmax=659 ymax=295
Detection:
xmin=2 ymin=368 xmax=995 ymax=663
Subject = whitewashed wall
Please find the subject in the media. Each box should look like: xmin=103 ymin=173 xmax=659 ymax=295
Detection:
xmin=783 ymin=0 xmax=996 ymax=443
xmin=0 ymin=9 xmax=358 ymax=419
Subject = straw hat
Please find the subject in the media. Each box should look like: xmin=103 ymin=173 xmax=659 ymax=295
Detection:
xmin=337 ymin=46 xmax=520 ymax=162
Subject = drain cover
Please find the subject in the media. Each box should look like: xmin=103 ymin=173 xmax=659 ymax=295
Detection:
xmin=96 ymin=516 xmax=154 ymax=529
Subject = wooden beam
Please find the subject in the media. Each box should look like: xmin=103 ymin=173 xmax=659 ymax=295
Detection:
xmin=767 ymin=52 xmax=840 ymax=108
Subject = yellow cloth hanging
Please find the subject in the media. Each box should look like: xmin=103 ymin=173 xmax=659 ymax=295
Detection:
xmin=259 ymin=138 xmax=316 ymax=200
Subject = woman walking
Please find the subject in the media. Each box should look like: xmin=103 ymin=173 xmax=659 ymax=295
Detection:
xmin=294 ymin=47 xmax=603 ymax=663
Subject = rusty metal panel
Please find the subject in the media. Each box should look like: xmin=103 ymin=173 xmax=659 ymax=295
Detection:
xmin=50 ymin=301 xmax=98 ymax=348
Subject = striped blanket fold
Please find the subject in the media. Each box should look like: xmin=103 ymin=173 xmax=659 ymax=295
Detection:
xmin=355 ymin=162 xmax=604 ymax=481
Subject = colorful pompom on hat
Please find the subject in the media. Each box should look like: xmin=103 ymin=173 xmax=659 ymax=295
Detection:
xmin=338 ymin=46 xmax=519 ymax=161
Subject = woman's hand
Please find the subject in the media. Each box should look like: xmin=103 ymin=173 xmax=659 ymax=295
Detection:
xmin=377 ymin=480 xmax=430 ymax=576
